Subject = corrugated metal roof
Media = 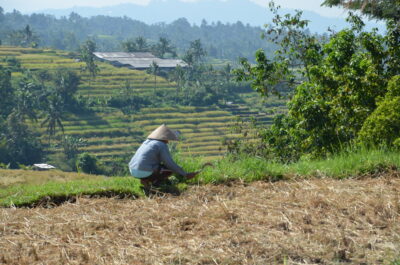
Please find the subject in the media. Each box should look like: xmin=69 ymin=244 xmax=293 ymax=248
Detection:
xmin=93 ymin=52 xmax=187 ymax=68
xmin=93 ymin=52 xmax=156 ymax=59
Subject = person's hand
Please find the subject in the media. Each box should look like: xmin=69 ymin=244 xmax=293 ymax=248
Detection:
xmin=185 ymin=172 xmax=198 ymax=180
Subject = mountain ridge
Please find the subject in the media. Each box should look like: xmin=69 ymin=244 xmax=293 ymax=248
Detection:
xmin=35 ymin=0 xmax=383 ymax=33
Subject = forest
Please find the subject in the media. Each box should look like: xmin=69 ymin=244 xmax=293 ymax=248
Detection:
xmin=0 ymin=7 xmax=278 ymax=61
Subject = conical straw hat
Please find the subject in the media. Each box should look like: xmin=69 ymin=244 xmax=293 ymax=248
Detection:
xmin=147 ymin=124 xmax=179 ymax=141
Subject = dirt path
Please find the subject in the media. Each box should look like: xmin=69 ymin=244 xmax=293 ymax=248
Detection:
xmin=1 ymin=175 xmax=400 ymax=264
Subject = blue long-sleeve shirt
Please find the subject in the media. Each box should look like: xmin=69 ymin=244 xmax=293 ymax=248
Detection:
xmin=128 ymin=139 xmax=187 ymax=176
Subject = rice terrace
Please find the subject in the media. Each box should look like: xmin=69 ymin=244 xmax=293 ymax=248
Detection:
xmin=1 ymin=0 xmax=400 ymax=264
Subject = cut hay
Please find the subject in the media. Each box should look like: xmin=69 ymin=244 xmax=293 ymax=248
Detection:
xmin=1 ymin=175 xmax=400 ymax=264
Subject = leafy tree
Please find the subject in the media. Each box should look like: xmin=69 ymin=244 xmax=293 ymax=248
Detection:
xmin=121 ymin=36 xmax=149 ymax=52
xmin=182 ymin=39 xmax=207 ymax=75
xmin=358 ymin=75 xmax=400 ymax=147
xmin=0 ymin=66 xmax=14 ymax=118
xmin=108 ymin=81 xmax=150 ymax=114
xmin=3 ymin=57 xmax=22 ymax=72
xmin=0 ymin=9 xmax=275 ymax=61
xmin=2 ymin=112 xmax=43 ymax=167
xmin=80 ymin=39 xmax=99 ymax=78
xmin=187 ymin=39 xmax=207 ymax=63
xmin=135 ymin=36 xmax=149 ymax=52
xmin=7 ymin=25 xmax=39 ymax=48
xmin=76 ymin=152 xmax=99 ymax=174
xmin=53 ymin=69 xmax=80 ymax=106
xmin=147 ymin=61 xmax=160 ymax=91
xmin=13 ymin=78 xmax=41 ymax=122
xmin=152 ymin=37 xmax=176 ymax=58
xmin=61 ymin=135 xmax=87 ymax=159
xmin=121 ymin=39 xmax=137 ymax=52
xmin=233 ymin=3 xmax=399 ymax=160
xmin=322 ymin=0 xmax=400 ymax=21
xmin=41 ymin=93 xmax=65 ymax=141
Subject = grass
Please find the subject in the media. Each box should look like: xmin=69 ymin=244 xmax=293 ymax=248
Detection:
xmin=0 ymin=171 xmax=142 ymax=207
xmin=0 ymin=148 xmax=399 ymax=208
xmin=183 ymin=148 xmax=400 ymax=184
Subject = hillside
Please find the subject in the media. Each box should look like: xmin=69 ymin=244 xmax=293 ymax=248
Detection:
xmin=1 ymin=174 xmax=399 ymax=264
xmin=0 ymin=46 xmax=286 ymax=164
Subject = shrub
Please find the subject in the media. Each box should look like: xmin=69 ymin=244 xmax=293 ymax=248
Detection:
xmin=76 ymin=152 xmax=99 ymax=174
xmin=386 ymin=75 xmax=400 ymax=98
xmin=358 ymin=96 xmax=400 ymax=147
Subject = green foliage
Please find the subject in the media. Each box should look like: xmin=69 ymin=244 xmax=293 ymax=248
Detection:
xmin=180 ymin=148 xmax=400 ymax=184
xmin=152 ymin=37 xmax=177 ymax=58
xmin=2 ymin=56 xmax=23 ymax=72
xmin=0 ymin=176 xmax=142 ymax=207
xmin=52 ymin=69 xmax=80 ymax=106
xmin=60 ymin=135 xmax=87 ymax=159
xmin=234 ymin=49 xmax=282 ymax=97
xmin=147 ymin=61 xmax=160 ymax=91
xmin=107 ymin=94 xmax=150 ymax=114
xmin=80 ymin=39 xmax=99 ymax=78
xmin=358 ymin=97 xmax=400 ymax=147
xmin=101 ymin=156 xmax=131 ymax=176
xmin=1 ymin=113 xmax=43 ymax=168
xmin=1 ymin=148 xmax=399 ymax=207
xmin=121 ymin=36 xmax=149 ymax=52
xmin=76 ymin=152 xmax=100 ymax=174
xmin=233 ymin=4 xmax=400 ymax=161
xmin=358 ymin=76 xmax=400 ymax=147
xmin=6 ymin=24 xmax=39 ymax=48
xmin=0 ymin=66 xmax=14 ymax=117
xmin=322 ymin=0 xmax=400 ymax=21
xmin=40 ymin=93 xmax=65 ymax=139
xmin=184 ymin=39 xmax=207 ymax=65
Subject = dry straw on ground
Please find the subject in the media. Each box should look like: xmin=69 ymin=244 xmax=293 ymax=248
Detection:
xmin=1 ymin=174 xmax=400 ymax=264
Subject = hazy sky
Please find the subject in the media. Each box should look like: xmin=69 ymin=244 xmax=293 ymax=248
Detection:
xmin=0 ymin=0 xmax=345 ymax=17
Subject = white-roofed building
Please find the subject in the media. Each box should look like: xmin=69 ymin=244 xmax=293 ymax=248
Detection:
xmin=93 ymin=52 xmax=187 ymax=70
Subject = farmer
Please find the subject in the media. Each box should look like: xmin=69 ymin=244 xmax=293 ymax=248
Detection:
xmin=128 ymin=124 xmax=197 ymax=186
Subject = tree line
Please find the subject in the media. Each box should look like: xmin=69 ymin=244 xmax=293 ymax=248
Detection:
xmin=0 ymin=7 xmax=277 ymax=61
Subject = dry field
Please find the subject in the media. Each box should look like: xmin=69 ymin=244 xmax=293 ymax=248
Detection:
xmin=1 ymin=174 xmax=400 ymax=264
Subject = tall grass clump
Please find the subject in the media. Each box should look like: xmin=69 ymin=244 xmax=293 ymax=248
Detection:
xmin=180 ymin=148 xmax=400 ymax=185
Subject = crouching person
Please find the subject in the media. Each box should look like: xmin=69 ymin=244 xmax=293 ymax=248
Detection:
xmin=128 ymin=124 xmax=197 ymax=187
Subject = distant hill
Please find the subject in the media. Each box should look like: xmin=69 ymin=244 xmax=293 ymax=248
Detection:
xmin=37 ymin=0 xmax=384 ymax=33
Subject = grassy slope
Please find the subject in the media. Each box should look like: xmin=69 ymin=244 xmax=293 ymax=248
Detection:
xmin=0 ymin=170 xmax=143 ymax=207
xmin=1 ymin=148 xmax=399 ymax=207
xmin=0 ymin=46 xmax=285 ymax=162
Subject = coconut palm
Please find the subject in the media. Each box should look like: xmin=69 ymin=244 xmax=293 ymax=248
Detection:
xmin=41 ymin=94 xmax=64 ymax=142
xmin=147 ymin=61 xmax=159 ymax=92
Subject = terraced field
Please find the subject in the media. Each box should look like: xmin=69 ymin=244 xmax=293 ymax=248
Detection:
xmin=0 ymin=46 xmax=285 ymax=161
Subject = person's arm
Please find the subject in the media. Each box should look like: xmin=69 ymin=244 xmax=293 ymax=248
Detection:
xmin=159 ymin=143 xmax=187 ymax=176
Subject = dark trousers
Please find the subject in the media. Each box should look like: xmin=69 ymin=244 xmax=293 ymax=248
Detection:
xmin=140 ymin=166 xmax=173 ymax=186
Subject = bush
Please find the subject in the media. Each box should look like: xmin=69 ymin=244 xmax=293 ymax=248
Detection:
xmin=386 ymin=75 xmax=400 ymax=98
xmin=358 ymin=96 xmax=400 ymax=147
xmin=76 ymin=153 xmax=100 ymax=174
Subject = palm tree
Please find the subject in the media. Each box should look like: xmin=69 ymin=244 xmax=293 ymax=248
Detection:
xmin=147 ymin=61 xmax=159 ymax=92
xmin=153 ymin=37 xmax=176 ymax=58
xmin=13 ymin=81 xmax=38 ymax=122
xmin=135 ymin=36 xmax=148 ymax=52
xmin=41 ymin=94 xmax=64 ymax=142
